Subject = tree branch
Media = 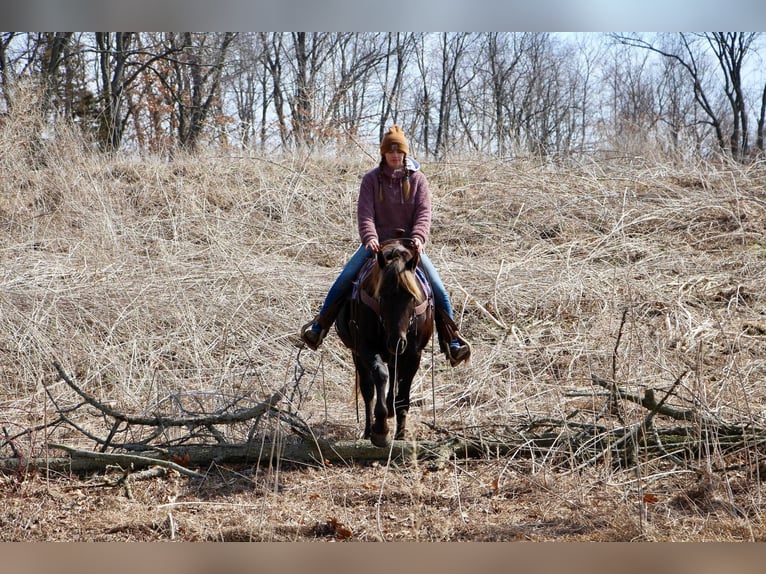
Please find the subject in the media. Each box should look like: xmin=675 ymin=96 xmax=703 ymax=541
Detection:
xmin=48 ymin=443 xmax=206 ymax=479
xmin=52 ymin=360 xmax=284 ymax=428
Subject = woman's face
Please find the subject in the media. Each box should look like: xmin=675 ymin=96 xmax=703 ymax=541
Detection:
xmin=384 ymin=148 xmax=405 ymax=169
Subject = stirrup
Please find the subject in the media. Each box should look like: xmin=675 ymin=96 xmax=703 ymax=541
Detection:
xmin=447 ymin=333 xmax=471 ymax=367
xmin=299 ymin=319 xmax=327 ymax=351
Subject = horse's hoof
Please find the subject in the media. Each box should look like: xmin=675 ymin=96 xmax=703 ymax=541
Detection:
xmin=370 ymin=433 xmax=391 ymax=448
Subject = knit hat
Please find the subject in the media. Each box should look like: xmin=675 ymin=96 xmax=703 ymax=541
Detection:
xmin=380 ymin=125 xmax=409 ymax=156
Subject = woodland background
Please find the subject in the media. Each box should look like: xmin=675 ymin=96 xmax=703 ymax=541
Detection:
xmin=1 ymin=32 xmax=766 ymax=161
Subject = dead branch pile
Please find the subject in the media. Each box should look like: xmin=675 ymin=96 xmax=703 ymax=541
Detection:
xmin=3 ymin=340 xmax=763 ymax=481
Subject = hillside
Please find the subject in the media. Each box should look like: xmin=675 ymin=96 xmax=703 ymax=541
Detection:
xmin=2 ymin=119 xmax=766 ymax=540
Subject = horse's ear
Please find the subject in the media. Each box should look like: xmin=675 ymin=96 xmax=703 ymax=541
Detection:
xmin=377 ymin=250 xmax=386 ymax=269
xmin=405 ymin=249 xmax=420 ymax=271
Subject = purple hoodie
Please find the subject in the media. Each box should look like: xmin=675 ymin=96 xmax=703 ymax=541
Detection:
xmin=357 ymin=157 xmax=431 ymax=247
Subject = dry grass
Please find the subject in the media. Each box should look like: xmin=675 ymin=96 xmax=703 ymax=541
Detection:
xmin=2 ymin=109 xmax=766 ymax=541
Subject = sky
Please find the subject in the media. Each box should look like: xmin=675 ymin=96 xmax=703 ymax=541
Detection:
xmin=5 ymin=0 xmax=766 ymax=31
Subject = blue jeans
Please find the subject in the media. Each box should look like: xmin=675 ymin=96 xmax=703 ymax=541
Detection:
xmin=316 ymin=244 xmax=454 ymax=322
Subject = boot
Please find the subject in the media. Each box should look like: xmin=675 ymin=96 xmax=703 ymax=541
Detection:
xmin=299 ymin=319 xmax=326 ymax=350
xmin=435 ymin=307 xmax=471 ymax=366
xmin=298 ymin=297 xmax=345 ymax=351
xmin=447 ymin=334 xmax=471 ymax=366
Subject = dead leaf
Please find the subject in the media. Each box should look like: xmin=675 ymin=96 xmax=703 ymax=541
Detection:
xmin=170 ymin=453 xmax=191 ymax=467
xmin=326 ymin=517 xmax=353 ymax=540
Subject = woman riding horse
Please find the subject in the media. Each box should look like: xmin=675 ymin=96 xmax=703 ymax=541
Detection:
xmin=300 ymin=125 xmax=470 ymax=367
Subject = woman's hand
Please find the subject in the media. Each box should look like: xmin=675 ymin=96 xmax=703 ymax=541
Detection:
xmin=412 ymin=237 xmax=423 ymax=252
xmin=365 ymin=239 xmax=380 ymax=253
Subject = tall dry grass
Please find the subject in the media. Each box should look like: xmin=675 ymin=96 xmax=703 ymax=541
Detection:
xmin=2 ymin=102 xmax=766 ymax=540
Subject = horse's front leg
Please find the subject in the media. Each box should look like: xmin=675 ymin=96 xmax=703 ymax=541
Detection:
xmin=368 ymin=354 xmax=391 ymax=448
xmin=356 ymin=368 xmax=375 ymax=441
xmin=393 ymin=352 xmax=421 ymax=441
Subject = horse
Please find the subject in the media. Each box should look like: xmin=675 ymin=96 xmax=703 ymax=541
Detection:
xmin=335 ymin=238 xmax=434 ymax=448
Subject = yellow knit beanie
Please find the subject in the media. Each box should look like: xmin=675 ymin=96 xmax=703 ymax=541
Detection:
xmin=380 ymin=125 xmax=409 ymax=156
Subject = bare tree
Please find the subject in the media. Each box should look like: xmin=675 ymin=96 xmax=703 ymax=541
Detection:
xmin=290 ymin=32 xmax=313 ymax=148
xmin=602 ymin=42 xmax=660 ymax=152
xmin=654 ymin=53 xmax=703 ymax=157
xmin=758 ymin=81 xmax=766 ymax=153
xmin=485 ymin=33 xmax=523 ymax=155
xmin=4 ymin=31 xmax=763 ymax=161
xmin=339 ymin=33 xmax=390 ymax=138
xmin=95 ymin=33 xmax=133 ymax=151
xmin=528 ymin=34 xmax=576 ymax=155
xmin=10 ymin=32 xmax=75 ymax=161
xmin=38 ymin=32 xmax=74 ymax=112
xmin=451 ymin=35 xmax=480 ymax=152
xmin=1 ymin=32 xmax=76 ymax=123
xmin=481 ymin=33 xmax=538 ymax=156
xmin=172 ymin=32 xmax=235 ymax=151
xmin=475 ymin=33 xmax=584 ymax=157
xmin=411 ymin=34 xmax=432 ymax=156
xmin=433 ymin=33 xmax=474 ymax=158
xmin=0 ymin=32 xmax=20 ymax=112
xmin=289 ymin=32 xmax=338 ymax=149
xmin=93 ymin=33 xmax=178 ymax=151
xmin=226 ymin=33 xmax=269 ymax=150
xmin=260 ymin=33 xmax=288 ymax=149
xmin=613 ymin=32 xmax=761 ymax=160
xmin=567 ymin=34 xmax=604 ymax=155
xmin=377 ymin=33 xmax=415 ymax=139
xmin=320 ymin=32 xmax=389 ymax=143
xmin=706 ymin=32 xmax=758 ymax=158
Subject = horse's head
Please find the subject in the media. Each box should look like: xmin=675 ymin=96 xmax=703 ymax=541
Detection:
xmin=375 ymin=239 xmax=422 ymax=355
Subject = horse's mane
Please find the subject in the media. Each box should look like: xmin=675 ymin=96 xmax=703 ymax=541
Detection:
xmin=362 ymin=244 xmax=424 ymax=302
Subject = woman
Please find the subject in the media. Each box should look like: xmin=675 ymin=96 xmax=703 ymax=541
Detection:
xmin=300 ymin=125 xmax=470 ymax=366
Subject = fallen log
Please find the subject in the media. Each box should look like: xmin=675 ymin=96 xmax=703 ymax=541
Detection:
xmin=3 ymin=419 xmax=761 ymax=478
xmin=0 ymin=432 xmax=564 ymax=476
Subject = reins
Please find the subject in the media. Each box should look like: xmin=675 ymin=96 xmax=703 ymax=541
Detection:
xmin=358 ymin=286 xmax=429 ymax=319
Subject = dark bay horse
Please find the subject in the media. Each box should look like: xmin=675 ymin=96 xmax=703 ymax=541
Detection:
xmin=335 ymin=238 xmax=434 ymax=448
